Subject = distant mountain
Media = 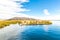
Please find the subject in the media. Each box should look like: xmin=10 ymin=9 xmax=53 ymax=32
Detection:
xmin=8 ymin=17 xmax=36 ymax=20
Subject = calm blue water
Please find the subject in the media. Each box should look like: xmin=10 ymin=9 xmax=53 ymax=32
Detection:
xmin=10 ymin=21 xmax=60 ymax=40
xmin=0 ymin=21 xmax=60 ymax=40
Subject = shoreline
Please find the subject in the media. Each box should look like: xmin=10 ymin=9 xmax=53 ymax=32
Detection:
xmin=0 ymin=20 xmax=52 ymax=28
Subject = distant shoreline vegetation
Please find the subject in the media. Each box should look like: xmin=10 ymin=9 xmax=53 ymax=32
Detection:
xmin=0 ymin=19 xmax=52 ymax=28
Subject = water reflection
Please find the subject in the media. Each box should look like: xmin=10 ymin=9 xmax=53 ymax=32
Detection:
xmin=0 ymin=21 xmax=60 ymax=40
xmin=0 ymin=24 xmax=21 ymax=40
xmin=20 ymin=21 xmax=60 ymax=40
xmin=43 ymin=25 xmax=49 ymax=32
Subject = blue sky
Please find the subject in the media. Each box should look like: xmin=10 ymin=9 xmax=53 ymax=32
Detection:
xmin=0 ymin=0 xmax=60 ymax=20
xmin=22 ymin=0 xmax=60 ymax=18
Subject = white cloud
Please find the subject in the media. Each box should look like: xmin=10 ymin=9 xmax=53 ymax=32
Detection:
xmin=41 ymin=9 xmax=60 ymax=20
xmin=0 ymin=0 xmax=29 ymax=20
xmin=39 ymin=15 xmax=60 ymax=20
xmin=43 ymin=9 xmax=50 ymax=15
xmin=11 ymin=0 xmax=29 ymax=2
xmin=30 ymin=9 xmax=60 ymax=20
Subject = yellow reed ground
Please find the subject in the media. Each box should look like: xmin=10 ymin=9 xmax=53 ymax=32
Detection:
xmin=0 ymin=20 xmax=52 ymax=28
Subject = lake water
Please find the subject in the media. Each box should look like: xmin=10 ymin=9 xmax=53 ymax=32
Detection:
xmin=20 ymin=21 xmax=60 ymax=40
xmin=0 ymin=21 xmax=60 ymax=40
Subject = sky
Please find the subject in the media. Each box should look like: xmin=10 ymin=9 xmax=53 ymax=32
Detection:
xmin=22 ymin=0 xmax=60 ymax=20
xmin=0 ymin=0 xmax=29 ymax=19
xmin=0 ymin=0 xmax=60 ymax=20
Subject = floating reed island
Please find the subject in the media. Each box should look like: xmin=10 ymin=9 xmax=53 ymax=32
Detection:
xmin=0 ymin=17 xmax=52 ymax=28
